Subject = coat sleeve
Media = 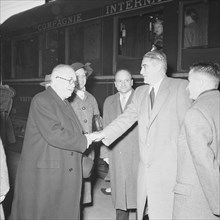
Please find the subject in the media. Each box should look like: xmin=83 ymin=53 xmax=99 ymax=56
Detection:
xmin=176 ymin=80 xmax=192 ymax=125
xmin=184 ymin=109 xmax=219 ymax=216
xmin=102 ymin=91 xmax=138 ymax=146
xmin=30 ymin=96 xmax=87 ymax=153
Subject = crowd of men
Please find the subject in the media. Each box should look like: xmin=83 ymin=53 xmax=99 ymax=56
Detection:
xmin=1 ymin=50 xmax=219 ymax=220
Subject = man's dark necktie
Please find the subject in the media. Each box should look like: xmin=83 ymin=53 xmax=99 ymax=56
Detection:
xmin=150 ymin=87 xmax=155 ymax=110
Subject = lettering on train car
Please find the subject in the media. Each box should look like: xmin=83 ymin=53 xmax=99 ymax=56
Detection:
xmin=104 ymin=0 xmax=172 ymax=15
xmin=38 ymin=13 xmax=82 ymax=32
xmin=19 ymin=96 xmax=32 ymax=103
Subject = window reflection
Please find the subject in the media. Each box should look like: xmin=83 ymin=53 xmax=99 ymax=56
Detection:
xmin=183 ymin=3 xmax=208 ymax=48
xmin=118 ymin=12 xmax=163 ymax=57
xmin=151 ymin=17 xmax=163 ymax=51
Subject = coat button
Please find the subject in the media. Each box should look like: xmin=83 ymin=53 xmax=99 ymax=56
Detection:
xmin=70 ymin=152 xmax=74 ymax=156
xmin=69 ymin=168 xmax=73 ymax=172
xmin=82 ymin=107 xmax=86 ymax=110
xmin=84 ymin=119 xmax=87 ymax=123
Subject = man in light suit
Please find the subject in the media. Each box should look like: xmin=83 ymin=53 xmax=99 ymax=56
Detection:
xmin=90 ymin=50 xmax=192 ymax=219
xmin=100 ymin=69 xmax=139 ymax=220
xmin=10 ymin=64 xmax=91 ymax=220
xmin=173 ymin=62 xmax=220 ymax=220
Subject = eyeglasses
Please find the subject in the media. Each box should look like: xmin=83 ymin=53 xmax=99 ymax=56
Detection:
xmin=115 ymin=79 xmax=131 ymax=84
xmin=56 ymin=76 xmax=76 ymax=85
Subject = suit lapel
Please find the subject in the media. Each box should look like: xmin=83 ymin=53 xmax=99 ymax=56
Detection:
xmin=149 ymin=77 xmax=170 ymax=127
xmin=140 ymin=87 xmax=151 ymax=127
xmin=115 ymin=93 xmax=122 ymax=115
xmin=124 ymin=89 xmax=134 ymax=111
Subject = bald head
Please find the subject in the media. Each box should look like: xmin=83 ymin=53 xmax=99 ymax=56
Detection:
xmin=114 ymin=69 xmax=133 ymax=94
xmin=50 ymin=64 xmax=77 ymax=100
xmin=51 ymin=64 xmax=76 ymax=81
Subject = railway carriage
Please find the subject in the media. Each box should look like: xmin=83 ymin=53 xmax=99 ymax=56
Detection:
xmin=0 ymin=0 xmax=219 ymax=145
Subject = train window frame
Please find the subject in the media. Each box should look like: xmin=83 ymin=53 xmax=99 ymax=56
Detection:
xmin=177 ymin=0 xmax=220 ymax=72
xmin=11 ymin=35 xmax=40 ymax=80
xmin=67 ymin=19 xmax=102 ymax=76
xmin=114 ymin=7 xmax=164 ymax=75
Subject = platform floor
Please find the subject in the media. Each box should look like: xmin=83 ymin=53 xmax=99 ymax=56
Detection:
xmin=3 ymin=150 xmax=136 ymax=220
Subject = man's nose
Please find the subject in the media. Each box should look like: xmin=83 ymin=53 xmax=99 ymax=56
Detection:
xmin=140 ymin=68 xmax=143 ymax=75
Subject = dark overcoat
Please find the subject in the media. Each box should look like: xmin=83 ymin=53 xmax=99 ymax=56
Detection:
xmin=10 ymin=87 xmax=87 ymax=220
xmin=101 ymin=90 xmax=139 ymax=210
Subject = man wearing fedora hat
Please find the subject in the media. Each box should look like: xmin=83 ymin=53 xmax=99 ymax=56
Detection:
xmin=40 ymin=74 xmax=51 ymax=88
xmin=69 ymin=62 xmax=101 ymax=206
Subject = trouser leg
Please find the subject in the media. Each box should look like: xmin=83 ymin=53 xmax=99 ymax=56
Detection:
xmin=116 ymin=209 xmax=129 ymax=220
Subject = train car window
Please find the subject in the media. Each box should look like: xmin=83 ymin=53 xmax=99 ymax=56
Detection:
xmin=13 ymin=36 xmax=39 ymax=79
xmin=68 ymin=20 xmax=101 ymax=75
xmin=117 ymin=11 xmax=163 ymax=74
xmin=118 ymin=12 xmax=163 ymax=57
xmin=179 ymin=0 xmax=220 ymax=71
xmin=183 ymin=3 xmax=208 ymax=48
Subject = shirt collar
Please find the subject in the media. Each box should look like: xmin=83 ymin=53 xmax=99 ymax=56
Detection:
xmin=149 ymin=76 xmax=165 ymax=97
xmin=119 ymin=90 xmax=132 ymax=101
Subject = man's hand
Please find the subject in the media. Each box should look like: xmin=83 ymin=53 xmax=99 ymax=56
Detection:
xmin=85 ymin=131 xmax=105 ymax=148
xmin=89 ymin=131 xmax=105 ymax=142
xmin=103 ymin=158 xmax=109 ymax=164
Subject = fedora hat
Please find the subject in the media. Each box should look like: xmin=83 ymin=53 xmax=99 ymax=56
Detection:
xmin=71 ymin=62 xmax=93 ymax=77
xmin=40 ymin=74 xmax=51 ymax=86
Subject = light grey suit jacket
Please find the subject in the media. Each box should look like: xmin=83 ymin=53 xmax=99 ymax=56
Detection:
xmin=173 ymin=90 xmax=220 ymax=220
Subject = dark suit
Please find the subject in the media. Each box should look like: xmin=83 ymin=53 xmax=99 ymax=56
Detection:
xmin=10 ymin=87 xmax=87 ymax=220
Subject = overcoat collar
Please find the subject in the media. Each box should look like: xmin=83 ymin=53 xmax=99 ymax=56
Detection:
xmin=47 ymin=87 xmax=83 ymax=131
xmin=113 ymin=89 xmax=134 ymax=114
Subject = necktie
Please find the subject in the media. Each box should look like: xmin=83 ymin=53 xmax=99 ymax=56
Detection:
xmin=121 ymin=95 xmax=127 ymax=111
xmin=150 ymin=87 xmax=155 ymax=110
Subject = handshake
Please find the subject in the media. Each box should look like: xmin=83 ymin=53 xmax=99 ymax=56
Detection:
xmin=85 ymin=131 xmax=105 ymax=147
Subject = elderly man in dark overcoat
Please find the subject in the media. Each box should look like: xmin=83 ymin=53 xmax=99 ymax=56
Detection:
xmin=9 ymin=64 xmax=91 ymax=220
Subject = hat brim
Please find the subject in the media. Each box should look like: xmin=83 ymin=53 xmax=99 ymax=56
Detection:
xmin=40 ymin=80 xmax=51 ymax=86
xmin=84 ymin=66 xmax=93 ymax=78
